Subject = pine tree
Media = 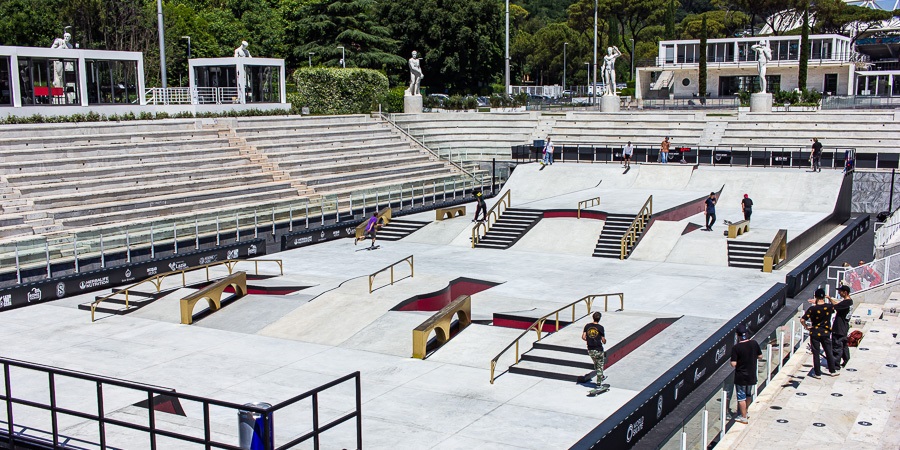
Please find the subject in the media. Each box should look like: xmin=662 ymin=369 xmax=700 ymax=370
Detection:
xmin=665 ymin=0 xmax=676 ymax=40
xmin=698 ymin=14 xmax=707 ymax=100
xmin=798 ymin=0 xmax=810 ymax=92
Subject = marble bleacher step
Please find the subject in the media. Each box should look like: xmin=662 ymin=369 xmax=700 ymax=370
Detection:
xmin=16 ymin=166 xmax=264 ymax=195
xmin=0 ymin=129 xmax=223 ymax=150
xmin=285 ymin=154 xmax=433 ymax=177
xmin=0 ymin=147 xmax=244 ymax=174
xmin=309 ymin=166 xmax=453 ymax=192
xmin=2 ymin=155 xmax=255 ymax=184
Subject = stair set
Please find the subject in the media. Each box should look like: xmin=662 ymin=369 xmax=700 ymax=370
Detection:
xmin=378 ymin=218 xmax=429 ymax=241
xmin=509 ymin=340 xmax=597 ymax=383
xmin=473 ymin=208 xmax=543 ymax=249
xmin=593 ymin=214 xmax=641 ymax=259
xmin=726 ymin=240 xmax=769 ymax=270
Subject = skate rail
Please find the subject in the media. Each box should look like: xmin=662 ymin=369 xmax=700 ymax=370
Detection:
xmin=471 ymin=190 xmax=511 ymax=247
xmin=762 ymin=229 xmax=788 ymax=272
xmin=368 ymin=255 xmax=414 ymax=293
xmin=412 ymin=295 xmax=472 ymax=359
xmin=489 ymin=292 xmax=624 ymax=384
xmin=620 ymin=195 xmax=653 ymax=259
xmin=577 ymin=197 xmax=602 ymax=219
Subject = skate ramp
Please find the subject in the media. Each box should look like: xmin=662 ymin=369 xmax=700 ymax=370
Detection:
xmin=510 ymin=218 xmax=605 ymax=256
xmin=683 ymin=167 xmax=842 ymax=213
xmin=499 ymin=164 xmax=635 ymax=203
xmin=628 ymin=221 xmax=688 ymax=262
xmin=631 ymin=163 xmax=695 ymax=189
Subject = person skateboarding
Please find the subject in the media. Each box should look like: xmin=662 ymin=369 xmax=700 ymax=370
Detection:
xmin=582 ymin=312 xmax=608 ymax=395
xmin=473 ymin=189 xmax=487 ymax=222
xmin=355 ymin=212 xmax=383 ymax=249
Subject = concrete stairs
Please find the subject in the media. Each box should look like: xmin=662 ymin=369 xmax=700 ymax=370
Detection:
xmin=531 ymin=117 xmax=558 ymax=142
xmin=698 ymin=119 xmax=728 ymax=147
xmin=378 ymin=219 xmax=429 ymax=241
xmin=593 ymin=214 xmax=638 ymax=259
xmin=726 ymin=240 xmax=769 ymax=270
xmin=474 ymin=208 xmax=543 ymax=249
xmin=220 ymin=129 xmax=314 ymax=197
xmin=509 ymin=342 xmax=596 ymax=383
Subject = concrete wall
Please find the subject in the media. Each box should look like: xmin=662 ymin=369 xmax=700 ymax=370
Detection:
xmin=853 ymin=169 xmax=900 ymax=214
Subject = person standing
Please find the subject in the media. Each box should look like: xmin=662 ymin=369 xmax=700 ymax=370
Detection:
xmin=741 ymin=194 xmax=753 ymax=221
xmin=811 ymin=138 xmax=823 ymax=172
xmin=543 ymin=137 xmax=554 ymax=165
xmin=829 ymin=285 xmax=854 ymax=369
xmin=660 ymin=137 xmax=670 ymax=164
xmin=801 ymin=288 xmax=837 ymax=378
xmin=705 ymin=192 xmax=717 ymax=231
xmin=582 ymin=312 xmax=607 ymax=387
xmin=622 ymin=141 xmax=634 ymax=168
xmin=472 ymin=189 xmax=487 ymax=222
xmin=730 ymin=324 xmax=762 ymax=424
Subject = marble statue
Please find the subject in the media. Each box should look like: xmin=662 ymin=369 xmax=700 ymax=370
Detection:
xmin=751 ymin=40 xmax=772 ymax=93
xmin=234 ymin=41 xmax=252 ymax=58
xmin=602 ymin=46 xmax=621 ymax=96
xmin=50 ymin=32 xmax=74 ymax=50
xmin=406 ymin=50 xmax=423 ymax=96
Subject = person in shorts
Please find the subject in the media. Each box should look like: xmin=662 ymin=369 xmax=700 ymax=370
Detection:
xmin=622 ymin=141 xmax=634 ymax=168
xmin=355 ymin=212 xmax=382 ymax=247
xmin=730 ymin=324 xmax=762 ymax=424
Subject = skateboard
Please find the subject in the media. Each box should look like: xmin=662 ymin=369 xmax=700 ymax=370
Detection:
xmin=355 ymin=245 xmax=381 ymax=252
xmin=587 ymin=384 xmax=611 ymax=396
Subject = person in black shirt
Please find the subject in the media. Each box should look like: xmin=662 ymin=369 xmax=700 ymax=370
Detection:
xmin=801 ymin=288 xmax=837 ymax=378
xmin=829 ymin=285 xmax=854 ymax=369
xmin=704 ymin=192 xmax=717 ymax=231
xmin=582 ymin=312 xmax=607 ymax=386
xmin=741 ymin=194 xmax=753 ymax=221
xmin=811 ymin=138 xmax=823 ymax=172
xmin=472 ymin=189 xmax=487 ymax=222
xmin=730 ymin=324 xmax=762 ymax=424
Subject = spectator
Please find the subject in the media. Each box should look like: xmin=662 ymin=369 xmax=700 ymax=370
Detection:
xmin=730 ymin=324 xmax=762 ymax=424
xmin=801 ymin=288 xmax=838 ymax=378
xmin=829 ymin=286 xmax=853 ymax=369
xmin=542 ymin=137 xmax=554 ymax=166
xmin=843 ymin=149 xmax=854 ymax=174
xmin=660 ymin=136 xmax=670 ymax=164
xmin=741 ymin=194 xmax=753 ymax=221
xmin=622 ymin=141 xmax=634 ymax=169
xmin=811 ymin=138 xmax=823 ymax=172
xmin=704 ymin=192 xmax=717 ymax=231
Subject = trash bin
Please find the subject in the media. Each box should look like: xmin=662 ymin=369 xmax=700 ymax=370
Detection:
xmin=238 ymin=402 xmax=272 ymax=450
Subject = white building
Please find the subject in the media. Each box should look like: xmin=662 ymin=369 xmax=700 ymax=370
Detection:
xmin=636 ymin=34 xmax=857 ymax=100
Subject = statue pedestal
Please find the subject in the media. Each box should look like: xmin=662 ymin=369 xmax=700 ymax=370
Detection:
xmin=600 ymin=95 xmax=621 ymax=112
xmin=749 ymin=93 xmax=773 ymax=113
xmin=404 ymin=95 xmax=423 ymax=113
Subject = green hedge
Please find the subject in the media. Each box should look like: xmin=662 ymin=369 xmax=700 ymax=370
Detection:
xmin=292 ymin=67 xmax=389 ymax=115
xmin=0 ymin=108 xmax=290 ymax=125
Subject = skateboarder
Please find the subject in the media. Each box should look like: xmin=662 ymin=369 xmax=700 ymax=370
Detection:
xmin=705 ymin=192 xmax=717 ymax=231
xmin=582 ymin=312 xmax=608 ymax=395
xmin=472 ymin=189 xmax=488 ymax=222
xmin=810 ymin=138 xmax=823 ymax=172
xmin=541 ymin=137 xmax=554 ymax=167
xmin=622 ymin=141 xmax=634 ymax=168
xmin=355 ymin=212 xmax=383 ymax=248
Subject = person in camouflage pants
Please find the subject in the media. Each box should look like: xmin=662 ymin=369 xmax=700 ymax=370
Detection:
xmin=582 ymin=312 xmax=607 ymax=385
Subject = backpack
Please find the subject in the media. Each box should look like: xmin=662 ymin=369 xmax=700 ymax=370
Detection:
xmin=847 ymin=329 xmax=863 ymax=347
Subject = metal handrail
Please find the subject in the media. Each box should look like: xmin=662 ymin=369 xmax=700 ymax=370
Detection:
xmin=763 ymin=229 xmax=788 ymax=273
xmin=489 ymin=293 xmax=624 ymax=384
xmin=620 ymin=195 xmax=653 ymax=259
xmin=471 ymin=190 xmax=511 ymax=247
xmin=368 ymin=255 xmax=414 ymax=293
xmin=89 ymin=258 xmax=283 ymax=321
xmin=377 ymin=112 xmax=479 ymax=180
xmin=577 ymin=197 xmax=601 ymax=219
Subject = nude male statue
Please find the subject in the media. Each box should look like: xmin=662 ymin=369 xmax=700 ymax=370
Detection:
xmin=751 ymin=40 xmax=772 ymax=93
xmin=50 ymin=32 xmax=74 ymax=50
xmin=234 ymin=41 xmax=252 ymax=58
xmin=602 ymin=46 xmax=622 ymax=96
xmin=406 ymin=50 xmax=423 ymax=96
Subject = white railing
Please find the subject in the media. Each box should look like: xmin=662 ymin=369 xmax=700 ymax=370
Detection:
xmin=144 ymin=87 xmax=241 ymax=105
xmin=827 ymin=254 xmax=899 ymax=295
xmin=875 ymin=208 xmax=900 ymax=253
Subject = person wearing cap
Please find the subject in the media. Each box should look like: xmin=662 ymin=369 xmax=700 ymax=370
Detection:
xmin=704 ymin=192 xmax=717 ymax=231
xmin=730 ymin=324 xmax=762 ymax=424
xmin=801 ymin=288 xmax=837 ymax=378
xmin=828 ymin=286 xmax=854 ymax=369
xmin=741 ymin=194 xmax=753 ymax=221
xmin=659 ymin=136 xmax=670 ymax=164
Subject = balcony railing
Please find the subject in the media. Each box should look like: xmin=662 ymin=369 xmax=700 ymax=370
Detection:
xmin=144 ymin=87 xmax=241 ymax=105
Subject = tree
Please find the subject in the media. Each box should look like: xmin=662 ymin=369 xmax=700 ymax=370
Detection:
xmin=811 ymin=1 xmax=896 ymax=45
xmin=798 ymin=0 xmax=809 ymax=90
xmin=698 ymin=14 xmax=707 ymax=99
xmin=717 ymin=0 xmax=794 ymax=35
xmin=679 ymin=10 xmax=750 ymax=39
xmin=665 ymin=0 xmax=677 ymax=39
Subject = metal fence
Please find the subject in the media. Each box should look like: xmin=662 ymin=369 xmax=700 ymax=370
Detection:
xmin=144 ymin=87 xmax=241 ymax=105
xmin=821 ymin=95 xmax=900 ymax=110
xmin=876 ymin=209 xmax=900 ymax=258
xmin=0 ymin=356 xmax=362 ymax=449
xmin=827 ymin=253 xmax=900 ymax=295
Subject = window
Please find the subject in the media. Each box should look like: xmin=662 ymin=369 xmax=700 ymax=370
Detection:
xmin=677 ymin=44 xmax=699 ymax=63
xmin=737 ymin=42 xmax=753 ymax=62
xmin=664 ymin=45 xmax=674 ymax=64
xmin=718 ymin=75 xmax=780 ymax=95
xmin=893 ymin=75 xmax=900 ymax=97
xmin=823 ymin=74 xmax=838 ymax=95
xmin=17 ymin=57 xmax=80 ymax=106
xmin=244 ymin=65 xmax=280 ymax=103
xmin=0 ymin=57 xmax=11 ymax=106
xmin=682 ymin=78 xmax=691 ymax=86
xmin=811 ymin=39 xmax=833 ymax=60
xmin=86 ymin=60 xmax=139 ymax=105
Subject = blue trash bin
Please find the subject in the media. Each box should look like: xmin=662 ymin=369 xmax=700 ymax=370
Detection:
xmin=238 ymin=402 xmax=272 ymax=450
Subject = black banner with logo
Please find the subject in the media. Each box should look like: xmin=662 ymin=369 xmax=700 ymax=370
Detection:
xmin=572 ymin=283 xmax=786 ymax=450
xmin=785 ymin=215 xmax=869 ymax=298
xmin=0 ymin=239 xmax=265 ymax=311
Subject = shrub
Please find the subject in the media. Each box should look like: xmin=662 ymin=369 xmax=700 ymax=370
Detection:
xmin=801 ymin=89 xmax=822 ymax=105
xmin=293 ymin=67 xmax=389 ymax=115
xmin=382 ymin=86 xmax=406 ymax=113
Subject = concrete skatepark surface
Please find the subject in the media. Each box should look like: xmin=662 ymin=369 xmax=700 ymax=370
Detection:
xmin=0 ymin=163 xmax=850 ymax=449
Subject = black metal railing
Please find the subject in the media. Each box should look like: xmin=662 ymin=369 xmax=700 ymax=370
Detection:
xmin=510 ymin=143 xmax=886 ymax=170
xmin=0 ymin=357 xmax=362 ymax=450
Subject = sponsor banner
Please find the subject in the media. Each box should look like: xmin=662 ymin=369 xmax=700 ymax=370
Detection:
xmin=785 ymin=215 xmax=869 ymax=297
xmin=0 ymin=239 xmax=265 ymax=311
xmin=573 ymin=283 xmax=786 ymax=449
xmin=282 ymin=222 xmax=358 ymax=251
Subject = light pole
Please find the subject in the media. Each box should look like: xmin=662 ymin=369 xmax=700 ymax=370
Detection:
xmin=505 ymin=0 xmax=510 ymax=95
xmin=593 ymin=0 xmax=598 ymax=106
xmin=630 ymin=38 xmax=635 ymax=82
xmin=337 ymin=46 xmax=345 ymax=68
xmin=156 ymin=0 xmax=166 ymax=88
xmin=563 ymin=42 xmax=568 ymax=92
xmin=181 ymin=36 xmax=191 ymax=59
xmin=309 ymin=52 xmax=315 ymax=68
xmin=585 ymin=62 xmax=590 ymax=98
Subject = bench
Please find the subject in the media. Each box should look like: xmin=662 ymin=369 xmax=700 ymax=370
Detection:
xmin=726 ymin=220 xmax=750 ymax=238
xmin=412 ymin=295 xmax=472 ymax=359
xmin=436 ymin=205 xmax=466 ymax=221
xmin=179 ymin=271 xmax=247 ymax=324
